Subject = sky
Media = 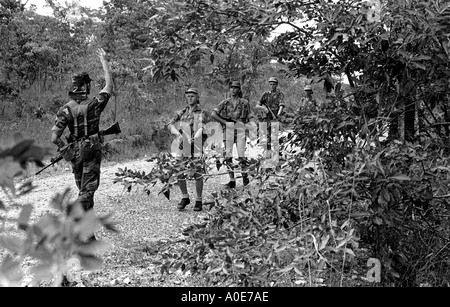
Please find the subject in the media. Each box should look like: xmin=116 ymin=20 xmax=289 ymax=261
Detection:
xmin=26 ymin=0 xmax=106 ymax=16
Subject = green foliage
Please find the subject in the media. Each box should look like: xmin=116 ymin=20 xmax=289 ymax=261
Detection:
xmin=114 ymin=147 xmax=362 ymax=286
xmin=116 ymin=92 xmax=449 ymax=287
xmin=347 ymin=140 xmax=450 ymax=285
xmin=0 ymin=136 xmax=118 ymax=286
xmin=2 ymin=0 xmax=449 ymax=287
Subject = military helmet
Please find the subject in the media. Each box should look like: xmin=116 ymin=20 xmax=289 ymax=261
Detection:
xmin=185 ymin=87 xmax=199 ymax=95
xmin=268 ymin=77 xmax=278 ymax=83
xmin=304 ymin=85 xmax=313 ymax=91
xmin=229 ymin=81 xmax=241 ymax=88
xmin=72 ymin=72 xmax=92 ymax=87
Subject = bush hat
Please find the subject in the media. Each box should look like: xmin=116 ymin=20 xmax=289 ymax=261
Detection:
xmin=229 ymin=81 xmax=241 ymax=88
xmin=185 ymin=87 xmax=199 ymax=95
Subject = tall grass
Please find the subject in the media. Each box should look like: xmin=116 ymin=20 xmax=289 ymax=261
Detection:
xmin=1 ymin=73 xmax=330 ymax=164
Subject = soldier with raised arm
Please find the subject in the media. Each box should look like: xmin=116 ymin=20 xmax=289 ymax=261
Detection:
xmin=51 ymin=48 xmax=113 ymax=226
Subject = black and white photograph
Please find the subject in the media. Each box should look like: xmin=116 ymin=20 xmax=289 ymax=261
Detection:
xmin=0 ymin=0 xmax=449 ymax=293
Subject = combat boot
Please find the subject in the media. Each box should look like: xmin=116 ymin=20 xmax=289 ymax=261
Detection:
xmin=193 ymin=201 xmax=203 ymax=212
xmin=177 ymin=198 xmax=190 ymax=210
xmin=224 ymin=181 xmax=236 ymax=189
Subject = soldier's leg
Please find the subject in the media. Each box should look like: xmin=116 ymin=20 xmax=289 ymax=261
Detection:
xmin=178 ymin=176 xmax=188 ymax=195
xmin=267 ymin=121 xmax=272 ymax=153
xmin=71 ymin=153 xmax=83 ymax=191
xmin=78 ymin=152 xmax=101 ymax=212
xmin=235 ymin=123 xmax=246 ymax=159
xmin=258 ymin=121 xmax=270 ymax=159
xmin=235 ymin=128 xmax=249 ymax=185
xmin=178 ymin=173 xmax=188 ymax=199
xmin=223 ymin=133 xmax=236 ymax=188
xmin=177 ymin=158 xmax=190 ymax=210
xmin=194 ymin=176 xmax=203 ymax=199
xmin=193 ymin=170 xmax=204 ymax=211
xmin=177 ymin=175 xmax=190 ymax=210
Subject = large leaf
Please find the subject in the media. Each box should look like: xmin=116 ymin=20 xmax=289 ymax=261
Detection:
xmin=49 ymin=188 xmax=71 ymax=212
xmin=0 ymin=254 xmax=23 ymax=284
xmin=18 ymin=204 xmax=33 ymax=231
xmin=29 ymin=262 xmax=54 ymax=284
xmin=0 ymin=139 xmax=49 ymax=168
xmin=389 ymin=175 xmax=411 ymax=181
xmin=0 ymin=157 xmax=22 ymax=195
xmin=77 ymin=253 xmax=103 ymax=271
xmin=73 ymin=210 xmax=101 ymax=241
xmin=0 ymin=236 xmax=24 ymax=254
xmin=29 ymin=244 xmax=53 ymax=261
xmin=73 ymin=240 xmax=112 ymax=256
xmin=33 ymin=214 xmax=60 ymax=239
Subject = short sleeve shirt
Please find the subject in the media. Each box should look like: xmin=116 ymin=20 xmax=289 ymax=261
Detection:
xmin=297 ymin=96 xmax=322 ymax=114
xmin=168 ymin=104 xmax=210 ymax=137
xmin=51 ymin=92 xmax=111 ymax=138
xmin=213 ymin=98 xmax=251 ymax=123
xmin=258 ymin=90 xmax=285 ymax=121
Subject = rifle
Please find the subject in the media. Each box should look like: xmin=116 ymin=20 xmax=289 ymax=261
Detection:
xmin=261 ymin=101 xmax=278 ymax=121
xmin=35 ymin=122 xmax=121 ymax=175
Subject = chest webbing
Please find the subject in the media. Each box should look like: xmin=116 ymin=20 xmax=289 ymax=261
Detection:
xmin=66 ymin=100 xmax=89 ymax=138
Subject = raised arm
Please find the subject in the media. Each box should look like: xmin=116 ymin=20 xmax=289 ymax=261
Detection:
xmin=97 ymin=48 xmax=112 ymax=95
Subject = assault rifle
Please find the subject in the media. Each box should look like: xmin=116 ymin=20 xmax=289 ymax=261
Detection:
xmin=35 ymin=122 xmax=121 ymax=175
xmin=260 ymin=101 xmax=278 ymax=121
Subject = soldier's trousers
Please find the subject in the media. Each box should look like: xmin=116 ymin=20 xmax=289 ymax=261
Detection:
xmin=71 ymin=149 xmax=102 ymax=211
xmin=259 ymin=120 xmax=273 ymax=151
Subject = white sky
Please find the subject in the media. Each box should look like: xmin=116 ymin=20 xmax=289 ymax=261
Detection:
xmin=26 ymin=0 xmax=106 ymax=16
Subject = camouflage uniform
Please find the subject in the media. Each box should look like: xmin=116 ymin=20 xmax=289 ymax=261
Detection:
xmin=213 ymin=96 xmax=251 ymax=158
xmin=51 ymin=92 xmax=111 ymax=211
xmin=297 ymin=96 xmax=322 ymax=115
xmin=258 ymin=89 xmax=285 ymax=151
xmin=168 ymin=104 xmax=210 ymax=160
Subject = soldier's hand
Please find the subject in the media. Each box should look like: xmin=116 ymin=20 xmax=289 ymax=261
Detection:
xmin=96 ymin=48 xmax=107 ymax=61
xmin=55 ymin=139 xmax=66 ymax=150
xmin=256 ymin=105 xmax=268 ymax=112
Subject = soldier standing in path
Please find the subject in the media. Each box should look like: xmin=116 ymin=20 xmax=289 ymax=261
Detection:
xmin=255 ymin=77 xmax=285 ymax=161
xmin=167 ymin=87 xmax=210 ymax=212
xmin=51 ymin=48 xmax=113 ymax=227
xmin=211 ymin=81 xmax=252 ymax=188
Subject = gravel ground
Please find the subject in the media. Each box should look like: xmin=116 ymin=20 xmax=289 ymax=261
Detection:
xmin=0 ymin=150 xmax=258 ymax=287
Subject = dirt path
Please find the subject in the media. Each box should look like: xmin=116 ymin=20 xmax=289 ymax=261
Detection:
xmin=1 ymin=159 xmax=156 ymax=217
xmin=1 ymin=143 xmax=276 ymax=286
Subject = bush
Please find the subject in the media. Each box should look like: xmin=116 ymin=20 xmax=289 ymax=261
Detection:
xmin=115 ymin=94 xmax=450 ymax=287
xmin=0 ymin=137 xmax=118 ymax=286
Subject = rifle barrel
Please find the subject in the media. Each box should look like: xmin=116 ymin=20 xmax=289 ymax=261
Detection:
xmin=35 ymin=156 xmax=63 ymax=175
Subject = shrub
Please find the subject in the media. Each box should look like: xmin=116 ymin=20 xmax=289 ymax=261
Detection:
xmin=0 ymin=136 xmax=118 ymax=286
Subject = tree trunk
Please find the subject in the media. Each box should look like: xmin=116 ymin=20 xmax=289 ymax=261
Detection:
xmin=404 ymin=96 xmax=415 ymax=142
xmin=388 ymin=110 xmax=400 ymax=141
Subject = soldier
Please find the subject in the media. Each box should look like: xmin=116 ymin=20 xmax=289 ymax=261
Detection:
xmin=297 ymin=84 xmax=321 ymax=114
xmin=211 ymin=81 xmax=252 ymax=188
xmin=254 ymin=77 xmax=285 ymax=159
xmin=51 ymin=48 xmax=112 ymax=229
xmin=167 ymin=87 xmax=210 ymax=212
